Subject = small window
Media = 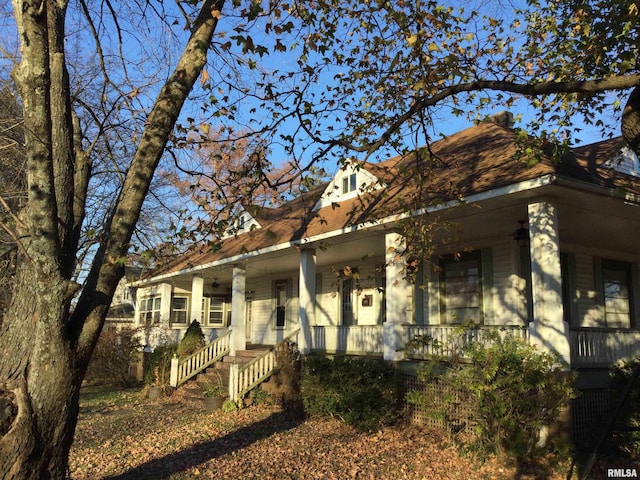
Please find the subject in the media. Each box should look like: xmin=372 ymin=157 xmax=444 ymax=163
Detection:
xmin=141 ymin=296 xmax=161 ymax=325
xmin=237 ymin=215 xmax=245 ymax=230
xmin=171 ymin=296 xmax=189 ymax=325
xmin=600 ymin=259 xmax=634 ymax=328
xmin=342 ymin=173 xmax=357 ymax=194
xmin=440 ymin=251 xmax=483 ymax=324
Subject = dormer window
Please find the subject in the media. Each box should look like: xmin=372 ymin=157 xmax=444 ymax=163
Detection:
xmin=342 ymin=173 xmax=357 ymax=194
xmin=313 ymin=163 xmax=382 ymax=211
xmin=607 ymin=146 xmax=640 ymax=177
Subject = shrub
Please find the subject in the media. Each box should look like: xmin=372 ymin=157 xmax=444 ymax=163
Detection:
xmin=301 ymin=356 xmax=401 ymax=432
xmin=177 ymin=320 xmax=205 ymax=358
xmin=409 ymin=330 xmax=576 ymax=458
xmin=609 ymin=356 xmax=640 ymax=452
xmin=143 ymin=342 xmax=178 ymax=390
xmin=269 ymin=340 xmax=304 ymax=418
xmin=86 ymin=327 xmax=142 ymax=387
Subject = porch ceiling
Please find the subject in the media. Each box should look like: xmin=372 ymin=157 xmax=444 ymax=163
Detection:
xmin=448 ymin=183 xmax=640 ymax=255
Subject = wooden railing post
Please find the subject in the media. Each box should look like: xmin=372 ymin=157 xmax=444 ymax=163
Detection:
xmin=229 ymin=363 xmax=239 ymax=402
xmin=169 ymin=354 xmax=179 ymax=388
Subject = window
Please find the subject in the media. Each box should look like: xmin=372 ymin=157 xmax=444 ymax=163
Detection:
xmin=237 ymin=215 xmax=245 ymax=230
xmin=342 ymin=173 xmax=357 ymax=194
xmin=140 ymin=296 xmax=161 ymax=324
xmin=275 ymin=280 xmax=289 ymax=328
xmin=598 ymin=259 xmax=635 ymax=328
xmin=207 ymin=296 xmax=226 ymax=326
xmin=171 ymin=296 xmax=189 ymax=325
xmin=440 ymin=251 xmax=483 ymax=324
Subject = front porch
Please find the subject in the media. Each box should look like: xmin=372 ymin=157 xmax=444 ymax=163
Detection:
xmin=170 ymin=324 xmax=640 ymax=400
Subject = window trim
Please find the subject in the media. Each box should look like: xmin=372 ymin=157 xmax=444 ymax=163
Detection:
xmin=274 ymin=279 xmax=291 ymax=329
xmin=595 ymin=257 xmax=636 ymax=329
xmin=342 ymin=173 xmax=357 ymax=194
xmin=140 ymin=295 xmax=161 ymax=325
xmin=206 ymin=296 xmax=228 ymax=327
xmin=439 ymin=250 xmax=485 ymax=325
xmin=170 ymin=295 xmax=190 ymax=326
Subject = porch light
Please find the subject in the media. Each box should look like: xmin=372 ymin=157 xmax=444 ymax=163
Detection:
xmin=211 ymin=279 xmax=220 ymax=289
xmin=513 ymin=220 xmax=529 ymax=247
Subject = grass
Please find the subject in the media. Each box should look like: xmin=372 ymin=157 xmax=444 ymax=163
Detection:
xmin=79 ymin=384 xmax=143 ymax=409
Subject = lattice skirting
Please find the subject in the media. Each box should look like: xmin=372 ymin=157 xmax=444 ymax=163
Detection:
xmin=402 ymin=374 xmax=474 ymax=433
xmin=403 ymin=374 xmax=612 ymax=448
xmin=571 ymin=388 xmax=611 ymax=449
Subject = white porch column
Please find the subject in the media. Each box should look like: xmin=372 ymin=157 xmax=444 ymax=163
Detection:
xmin=298 ymin=248 xmax=316 ymax=354
xmin=191 ymin=276 xmax=204 ymax=324
xmin=159 ymin=283 xmax=172 ymax=326
xmin=230 ymin=264 xmax=247 ymax=355
xmin=527 ymin=200 xmax=571 ymax=366
xmin=383 ymin=232 xmax=407 ymax=361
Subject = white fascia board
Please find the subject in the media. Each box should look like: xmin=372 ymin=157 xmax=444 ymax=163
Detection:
xmin=137 ymin=175 xmax=556 ymax=284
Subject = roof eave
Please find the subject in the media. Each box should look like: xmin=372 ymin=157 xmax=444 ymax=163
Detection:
xmin=136 ymin=174 xmax=560 ymax=285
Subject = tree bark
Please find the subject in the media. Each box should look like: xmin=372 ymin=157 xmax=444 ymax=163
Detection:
xmin=622 ymin=85 xmax=640 ymax=156
xmin=0 ymin=1 xmax=224 ymax=478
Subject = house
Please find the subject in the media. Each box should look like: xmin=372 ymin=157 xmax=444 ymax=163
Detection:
xmin=105 ymin=266 xmax=142 ymax=328
xmin=131 ymin=118 xmax=640 ymax=399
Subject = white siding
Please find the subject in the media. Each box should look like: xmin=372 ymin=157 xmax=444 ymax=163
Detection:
xmin=490 ymin=238 xmax=526 ymax=326
xmin=574 ymin=250 xmax=601 ymax=327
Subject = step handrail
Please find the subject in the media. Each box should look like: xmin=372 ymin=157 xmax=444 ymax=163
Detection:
xmin=229 ymin=328 xmax=300 ymax=401
xmin=170 ymin=330 xmax=232 ymax=387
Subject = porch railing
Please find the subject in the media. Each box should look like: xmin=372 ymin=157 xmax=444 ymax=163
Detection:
xmin=311 ymin=325 xmax=384 ymax=355
xmin=402 ymin=325 xmax=529 ymax=359
xmin=169 ymin=330 xmax=231 ymax=387
xmin=310 ymin=324 xmax=529 ymax=358
xmin=229 ymin=329 xmax=301 ymax=402
xmin=570 ymin=328 xmax=640 ymax=367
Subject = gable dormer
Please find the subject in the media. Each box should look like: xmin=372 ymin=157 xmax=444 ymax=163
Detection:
xmin=313 ymin=160 xmax=384 ymax=211
xmin=223 ymin=207 xmax=262 ymax=238
xmin=605 ymin=145 xmax=640 ymax=177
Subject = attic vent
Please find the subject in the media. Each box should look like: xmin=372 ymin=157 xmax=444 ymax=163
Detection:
xmin=485 ymin=111 xmax=514 ymax=129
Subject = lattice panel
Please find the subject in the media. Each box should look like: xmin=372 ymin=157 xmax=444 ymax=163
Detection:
xmin=572 ymin=388 xmax=611 ymax=449
xmin=403 ymin=374 xmax=474 ymax=433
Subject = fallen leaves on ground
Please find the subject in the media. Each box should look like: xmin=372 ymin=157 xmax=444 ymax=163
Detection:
xmin=69 ymin=388 xmax=571 ymax=480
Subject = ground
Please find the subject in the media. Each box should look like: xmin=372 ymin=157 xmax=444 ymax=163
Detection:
xmin=69 ymin=386 xmax=582 ymax=480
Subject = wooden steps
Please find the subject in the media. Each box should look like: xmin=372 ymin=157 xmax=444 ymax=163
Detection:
xmin=180 ymin=347 xmax=271 ymax=402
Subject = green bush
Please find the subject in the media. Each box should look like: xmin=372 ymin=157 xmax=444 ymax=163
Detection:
xmin=177 ymin=320 xmax=205 ymax=358
xmin=301 ymin=356 xmax=401 ymax=432
xmin=409 ymin=330 xmax=576 ymax=458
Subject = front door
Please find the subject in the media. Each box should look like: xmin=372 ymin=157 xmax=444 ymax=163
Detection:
xmin=245 ymin=295 xmax=253 ymax=342
xmin=342 ymin=278 xmax=355 ymax=326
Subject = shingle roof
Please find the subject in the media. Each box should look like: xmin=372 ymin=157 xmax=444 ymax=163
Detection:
xmin=146 ymin=122 xmax=639 ymax=278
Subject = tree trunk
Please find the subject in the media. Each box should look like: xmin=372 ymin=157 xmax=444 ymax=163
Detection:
xmin=0 ymin=266 xmax=82 ymax=479
xmin=0 ymin=1 xmax=224 ymax=478
xmin=622 ymin=85 xmax=640 ymax=156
